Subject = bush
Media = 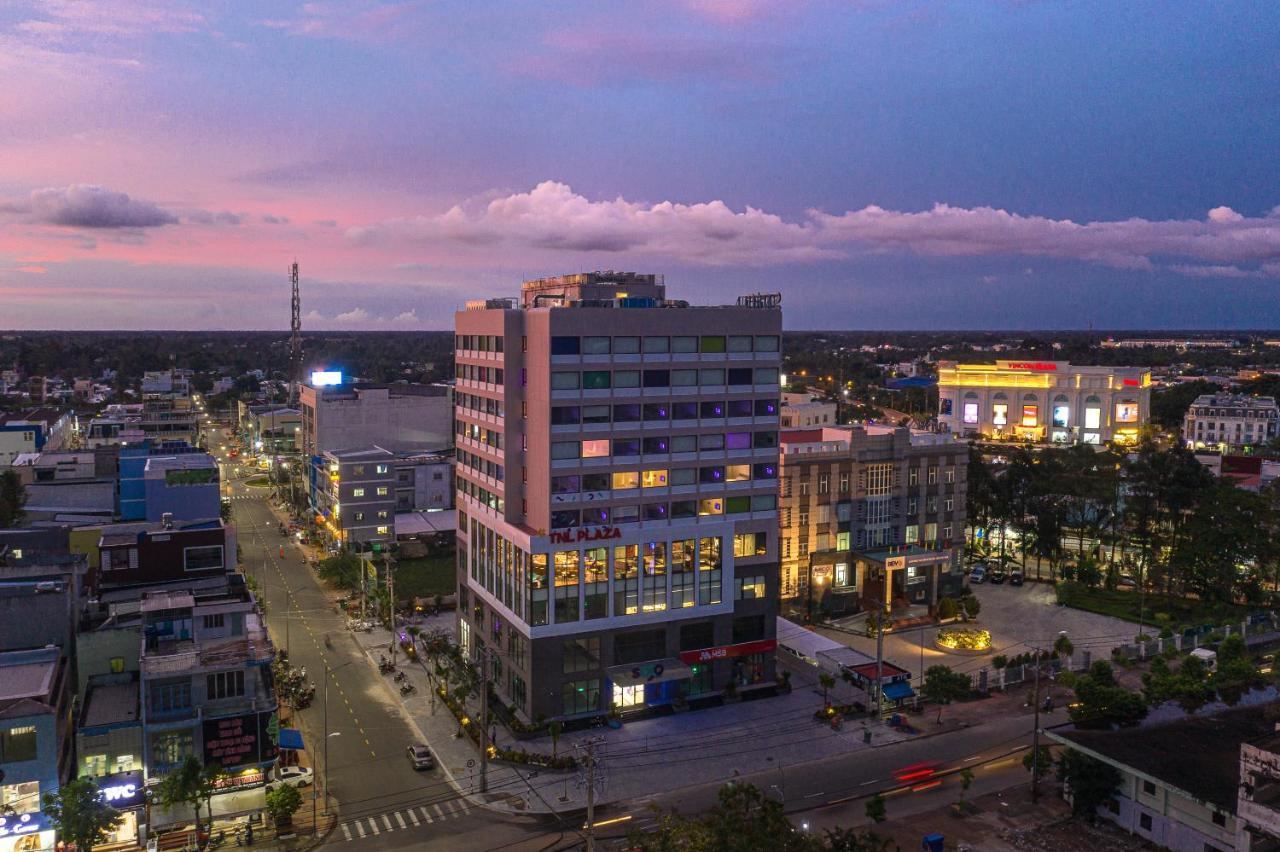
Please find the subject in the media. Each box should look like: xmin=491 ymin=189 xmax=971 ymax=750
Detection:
xmin=937 ymin=597 xmax=959 ymax=620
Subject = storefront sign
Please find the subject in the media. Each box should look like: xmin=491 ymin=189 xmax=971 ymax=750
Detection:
xmin=202 ymin=711 xmax=279 ymax=769
xmin=679 ymin=638 xmax=777 ymax=665
xmin=0 ymin=812 xmax=47 ymax=839
xmin=96 ymin=770 xmax=146 ymax=809
xmin=548 ymin=525 xmax=622 ymax=545
xmin=1004 ymin=362 xmax=1057 ymax=371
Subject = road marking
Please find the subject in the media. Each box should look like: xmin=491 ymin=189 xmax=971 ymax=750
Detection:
xmin=407 ymin=809 xmax=420 ymax=826
xmin=456 ymin=799 xmax=470 ymax=814
xmin=419 ymin=806 xmax=434 ymax=823
xmin=381 ymin=814 xmax=393 ymax=831
xmin=431 ymin=803 xmax=445 ymax=820
xmin=446 ymin=800 xmax=463 ymax=816
xmin=859 ymin=779 xmax=878 ymax=786
xmin=355 ymin=821 xmax=366 ymax=838
xmin=394 ymin=811 xmax=407 ymax=829
xmin=342 ymin=824 xmax=352 ymax=841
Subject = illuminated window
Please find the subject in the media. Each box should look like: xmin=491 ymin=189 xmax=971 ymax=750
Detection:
xmin=1115 ymin=402 xmax=1139 ymax=424
xmin=962 ymin=401 xmax=979 ymax=424
xmin=581 ymin=440 xmax=610 ymax=458
xmin=726 ymin=464 xmax=751 ymax=482
xmin=1021 ymin=405 xmax=1038 ymax=427
xmin=613 ymin=683 xmax=644 ymax=708
xmin=992 ymin=403 xmax=1009 ymax=426
xmin=376 ymin=487 xmax=389 ymax=496
xmin=352 ymin=488 xmax=365 ymax=497
xmin=641 ymin=469 xmax=668 ymax=488
xmin=1084 ymin=406 xmax=1102 ymax=430
xmin=376 ymin=525 xmax=390 ymax=535
xmin=612 ymin=471 xmax=639 ymax=490
xmin=1052 ymin=404 xmax=1070 ymax=427
xmin=698 ymin=498 xmax=724 ymax=516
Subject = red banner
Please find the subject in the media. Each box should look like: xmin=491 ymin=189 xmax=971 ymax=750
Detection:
xmin=679 ymin=638 xmax=777 ymax=665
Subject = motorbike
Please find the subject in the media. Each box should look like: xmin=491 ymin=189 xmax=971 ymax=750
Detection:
xmin=393 ymin=671 xmax=407 ymax=683
xmin=379 ymin=657 xmax=395 ymax=674
xmin=400 ymin=683 xmax=416 ymax=696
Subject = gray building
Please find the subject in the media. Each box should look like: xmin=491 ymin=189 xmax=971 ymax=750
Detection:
xmin=312 ymin=447 xmax=398 ymax=548
xmin=299 ymin=382 xmax=452 ymax=459
xmin=1183 ymin=393 xmax=1280 ymax=450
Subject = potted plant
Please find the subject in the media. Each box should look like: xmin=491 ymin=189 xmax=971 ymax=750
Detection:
xmin=673 ymin=688 xmax=690 ymax=712
xmin=778 ymin=670 xmax=793 ymax=694
xmin=723 ymin=679 xmax=740 ymax=702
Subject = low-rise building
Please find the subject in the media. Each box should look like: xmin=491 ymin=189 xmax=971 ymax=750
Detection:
xmin=393 ymin=451 xmax=454 ymax=513
xmin=1237 ymin=728 xmax=1280 ymax=851
xmin=778 ymin=425 xmax=967 ymax=609
xmin=117 ymin=440 xmax=212 ymax=521
xmin=300 ymin=381 xmax=452 ymax=459
xmin=1183 ymin=394 xmax=1280 ymax=450
xmin=0 ymin=647 xmax=72 ymax=852
xmin=937 ymin=360 xmax=1152 ymax=445
xmin=141 ymin=454 xmax=221 ymax=522
xmin=780 ymin=396 xmax=838 ymax=429
xmin=1048 ymin=704 xmax=1271 ymax=852
xmin=0 ymin=409 xmax=74 ymax=464
xmin=81 ymin=517 xmax=233 ymax=591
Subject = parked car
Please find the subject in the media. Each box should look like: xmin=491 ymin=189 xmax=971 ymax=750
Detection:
xmin=989 ymin=567 xmax=1007 ymax=584
xmin=1117 ymin=574 xmax=1137 ymax=589
xmin=407 ymin=744 xmax=434 ymax=770
xmin=265 ymin=766 xmax=313 ymax=791
xmin=1009 ymin=570 xmax=1024 ymax=586
xmin=969 ymin=565 xmax=987 ymax=584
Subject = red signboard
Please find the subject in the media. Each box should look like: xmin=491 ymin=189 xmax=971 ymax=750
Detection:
xmin=548 ymin=526 xmax=622 ymax=545
xmin=1122 ymin=378 xmax=1141 ymax=387
xmin=1005 ymin=362 xmax=1058 ymax=371
xmin=678 ymin=638 xmax=777 ymax=665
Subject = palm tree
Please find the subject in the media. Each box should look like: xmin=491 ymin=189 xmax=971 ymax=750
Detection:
xmin=818 ymin=672 xmax=836 ymax=708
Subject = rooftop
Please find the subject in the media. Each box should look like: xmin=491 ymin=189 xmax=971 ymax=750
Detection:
xmin=1052 ymin=702 xmax=1280 ymax=812
xmin=1191 ymin=394 xmax=1279 ymax=408
xmin=81 ymin=680 xmax=140 ymax=728
xmin=0 ymin=651 xmax=58 ymax=702
xmin=98 ymin=518 xmax=221 ymax=548
xmin=0 ymin=407 xmax=70 ymax=427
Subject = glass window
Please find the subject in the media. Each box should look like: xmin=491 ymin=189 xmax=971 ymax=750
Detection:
xmin=671 ymin=500 xmax=697 ymax=518
xmin=754 ymin=368 xmax=779 ymax=385
xmin=750 ymin=494 xmax=776 ymax=511
xmin=725 ymin=495 xmax=750 ymax=513
xmin=700 ymin=369 xmax=725 ymax=386
xmin=673 ymin=401 xmax=699 ymax=420
xmin=551 ymin=475 xmax=580 ymax=494
xmin=755 ymin=335 xmax=780 ymax=352
xmin=643 ymin=403 xmax=670 ymax=421
xmin=614 ymin=504 xmax=640 ymax=522
xmin=754 ymin=398 xmax=778 ymax=417
xmin=643 ymin=370 xmax=670 ymax=388
xmin=753 ymin=431 xmax=778 ymax=449
xmin=614 ymin=370 xmax=640 ymax=388
xmin=642 ymin=469 xmax=668 ymax=487
xmin=672 ymin=335 xmax=697 ymax=353
xmin=726 ymin=464 xmax=751 ymax=482
xmin=583 ymin=405 xmax=610 ymax=424
xmin=671 ymin=434 xmax=697 ymax=453
xmin=562 ymin=679 xmax=600 ymax=714
xmin=583 ymin=473 xmax=610 ymax=491
xmin=698 ymin=498 xmax=724 ymax=516
xmin=612 ymin=471 xmax=640 ymax=490
xmin=552 ymin=441 xmax=580 ymax=460
xmin=699 ymin=465 xmax=725 ymax=483
xmin=728 ymin=335 xmax=753 ymax=352
xmin=752 ymin=462 xmax=777 ymax=479
xmin=582 ymin=371 xmax=611 ymax=390
xmin=725 ymin=432 xmax=751 ymax=450
xmin=700 ymin=336 xmax=726 ymax=353
xmin=552 ymin=372 xmax=580 ymax=390
xmin=582 ymin=337 xmax=611 ymax=355
xmin=699 ymin=434 xmax=725 ymax=451
xmin=613 ymin=404 xmax=641 ymax=422
xmin=700 ymin=400 xmax=726 ymax=419
xmin=614 ymin=336 xmax=640 ymax=354
xmin=551 ymin=336 xmax=580 ymax=355
xmin=643 ymin=336 xmax=669 ymax=353
xmin=551 ymin=509 xmax=580 ymax=528
xmin=643 ymin=502 xmax=668 ymax=520
xmin=992 ymin=403 xmax=1009 ymax=426
xmin=671 ymin=369 xmax=698 ymax=387
xmin=552 ymin=406 xmax=581 ymax=425
xmin=554 ymin=550 xmax=580 ymax=585
xmin=727 ymin=399 xmax=754 ymax=417
xmin=642 ymin=436 xmax=670 ymax=454
xmin=581 ymin=439 xmax=610 ymax=458
xmin=614 ymin=438 xmax=641 ymax=456
xmin=727 ymin=368 xmax=753 ymax=386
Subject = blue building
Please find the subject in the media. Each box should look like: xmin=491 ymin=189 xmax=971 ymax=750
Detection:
xmin=118 ymin=441 xmax=218 ymax=522
xmin=0 ymin=647 xmax=71 ymax=852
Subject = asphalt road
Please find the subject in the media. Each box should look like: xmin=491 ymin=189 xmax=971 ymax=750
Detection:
xmin=213 ymin=431 xmax=548 ymax=851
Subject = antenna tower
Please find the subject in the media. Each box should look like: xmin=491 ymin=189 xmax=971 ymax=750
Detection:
xmin=289 ymin=261 xmax=302 ymax=405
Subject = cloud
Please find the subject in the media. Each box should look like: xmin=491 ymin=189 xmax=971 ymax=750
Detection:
xmin=259 ymin=2 xmax=423 ymax=44
xmin=333 ymin=307 xmax=370 ymax=322
xmin=1 ymin=185 xmax=178 ymax=229
xmin=186 ymin=209 xmax=243 ymax=226
xmin=15 ymin=0 xmax=206 ymax=40
xmin=390 ymin=309 xmax=418 ymax=323
xmin=346 ymin=181 xmax=1280 ymax=273
xmin=262 ymin=214 xmax=291 ymax=225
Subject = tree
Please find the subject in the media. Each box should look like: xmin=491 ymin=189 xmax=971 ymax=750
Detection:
xmin=1142 ymin=655 xmax=1212 ymax=712
xmin=818 ymin=672 xmax=836 ymax=708
xmin=0 ymin=470 xmax=27 ymax=528
xmin=42 ymin=777 xmax=123 ymax=852
xmin=824 ymin=827 xmax=891 ymax=852
xmin=157 ymin=757 xmax=224 ymax=849
xmin=1070 ymin=661 xmax=1148 ymax=729
xmin=548 ymin=720 xmax=563 ymax=760
xmin=864 ymin=792 xmax=886 ymax=824
xmin=936 ymin=596 xmax=959 ymax=620
xmin=1023 ymin=746 xmax=1052 ymax=782
xmin=628 ymin=783 xmax=820 ymax=852
xmin=1212 ymin=637 xmax=1267 ymax=706
xmin=1053 ymin=634 xmax=1074 ymax=661
xmin=264 ymin=784 xmax=303 ymax=828
xmin=961 ymin=596 xmax=981 ymax=621
xmin=1059 ymin=748 xmax=1121 ymax=820
xmin=317 ymin=552 xmax=363 ymax=592
xmin=958 ymin=768 xmax=974 ymax=804
xmin=920 ymin=665 xmax=971 ymax=724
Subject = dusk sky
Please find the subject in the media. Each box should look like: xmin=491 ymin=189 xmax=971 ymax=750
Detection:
xmin=2 ymin=1 xmax=1279 ymax=330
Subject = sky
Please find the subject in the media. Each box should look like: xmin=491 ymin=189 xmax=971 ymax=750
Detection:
xmin=2 ymin=0 xmax=1279 ymax=330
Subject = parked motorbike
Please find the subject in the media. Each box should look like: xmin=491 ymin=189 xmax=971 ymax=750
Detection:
xmin=393 ymin=671 xmax=407 ymax=683
xmin=379 ymin=657 xmax=395 ymax=674
xmin=400 ymin=683 xmax=416 ymax=696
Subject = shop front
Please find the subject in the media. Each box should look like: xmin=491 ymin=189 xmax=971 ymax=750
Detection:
xmin=679 ymin=638 xmax=777 ymax=691
xmin=606 ymin=658 xmax=693 ymax=713
xmin=0 ymin=812 xmax=53 ymax=852
xmin=93 ymin=770 xmax=146 ymax=846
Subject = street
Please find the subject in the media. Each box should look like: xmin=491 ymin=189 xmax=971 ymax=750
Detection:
xmin=215 ymin=435 xmax=549 ymax=851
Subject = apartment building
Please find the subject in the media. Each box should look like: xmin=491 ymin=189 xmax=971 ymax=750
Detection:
xmin=455 ymin=273 xmax=782 ymax=721
xmin=393 ymin=452 xmax=453 ymax=513
xmin=780 ymin=394 xmax=837 ymax=429
xmin=311 ymin=447 xmax=397 ymax=548
xmin=0 ymin=647 xmax=72 ymax=852
xmin=1183 ymin=393 xmax=1280 ymax=450
xmin=778 ymin=425 xmax=967 ymax=613
xmin=937 ymin=360 xmax=1152 ymax=445
xmin=0 ymin=409 xmax=74 ymax=464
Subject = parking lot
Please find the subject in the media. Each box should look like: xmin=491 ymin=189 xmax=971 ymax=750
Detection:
xmin=821 ymin=579 xmax=1138 ymax=682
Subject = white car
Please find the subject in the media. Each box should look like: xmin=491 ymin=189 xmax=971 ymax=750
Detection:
xmin=265 ymin=765 xmax=314 ymax=791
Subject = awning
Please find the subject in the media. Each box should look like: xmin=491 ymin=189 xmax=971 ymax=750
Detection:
xmin=882 ymin=681 xmax=915 ymax=701
xmin=606 ymin=658 xmax=693 ymax=688
xmin=278 ymin=728 xmax=305 ymax=751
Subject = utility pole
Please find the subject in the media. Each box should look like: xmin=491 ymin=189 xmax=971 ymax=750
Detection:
xmin=874 ymin=595 xmax=886 ymax=720
xmin=385 ymin=549 xmax=396 ymax=666
xmin=579 ymin=737 xmax=603 ymax=852
xmin=479 ymin=649 xmax=490 ymax=793
xmin=1031 ymin=646 xmax=1043 ymax=803
xmin=289 ymin=261 xmax=302 ymax=407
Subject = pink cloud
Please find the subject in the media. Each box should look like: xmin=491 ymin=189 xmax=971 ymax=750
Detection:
xmin=346 ymin=181 xmax=1280 ymax=275
xmin=259 ymin=1 xmax=424 ymax=44
xmin=15 ymin=0 xmax=206 ymax=39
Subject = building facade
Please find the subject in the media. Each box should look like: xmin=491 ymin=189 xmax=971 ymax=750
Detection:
xmin=1183 ymin=393 xmax=1280 ymax=450
xmin=299 ymin=382 xmax=452 ymax=459
xmin=936 ymin=360 xmax=1152 ymax=445
xmin=778 ymin=425 xmax=967 ymax=611
xmin=0 ymin=409 xmax=74 ymax=465
xmin=311 ymin=447 xmax=397 ymax=548
xmin=780 ymin=395 xmax=837 ymax=429
xmin=0 ymin=647 xmax=71 ymax=852
xmin=455 ymin=274 xmax=782 ymax=721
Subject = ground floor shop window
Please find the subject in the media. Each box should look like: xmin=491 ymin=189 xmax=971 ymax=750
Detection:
xmin=613 ymin=683 xmax=644 ymax=709
xmin=733 ymin=654 xmax=767 ymax=686
xmin=687 ymin=666 xmax=715 ymax=696
xmin=562 ymin=679 xmax=601 ymax=715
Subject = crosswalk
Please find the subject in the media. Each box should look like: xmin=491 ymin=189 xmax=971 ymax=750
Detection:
xmin=337 ymin=799 xmax=472 ymax=842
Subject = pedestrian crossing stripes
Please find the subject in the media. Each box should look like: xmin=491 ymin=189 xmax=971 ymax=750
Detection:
xmin=337 ymin=800 xmax=471 ymax=843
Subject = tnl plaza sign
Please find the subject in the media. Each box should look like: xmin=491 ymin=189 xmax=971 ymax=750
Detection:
xmin=548 ymin=526 xmax=622 ymax=545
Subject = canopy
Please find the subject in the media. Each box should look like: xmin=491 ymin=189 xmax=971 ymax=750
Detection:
xmin=882 ymin=681 xmax=915 ymax=701
xmin=278 ymin=728 xmax=305 ymax=751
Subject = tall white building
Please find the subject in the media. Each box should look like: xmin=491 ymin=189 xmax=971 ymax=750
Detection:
xmin=1183 ymin=393 xmax=1279 ymax=450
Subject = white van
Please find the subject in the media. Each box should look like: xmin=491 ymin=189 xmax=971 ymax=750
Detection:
xmin=1189 ymin=647 xmax=1217 ymax=670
